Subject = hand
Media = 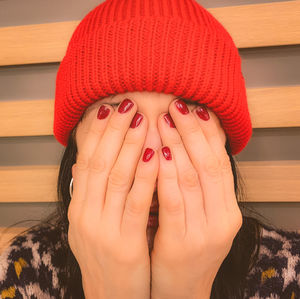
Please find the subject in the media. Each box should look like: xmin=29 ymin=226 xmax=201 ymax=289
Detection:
xmin=150 ymin=99 xmax=243 ymax=299
xmin=68 ymin=99 xmax=158 ymax=299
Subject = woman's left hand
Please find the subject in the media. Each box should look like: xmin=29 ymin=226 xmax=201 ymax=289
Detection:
xmin=150 ymin=99 xmax=243 ymax=299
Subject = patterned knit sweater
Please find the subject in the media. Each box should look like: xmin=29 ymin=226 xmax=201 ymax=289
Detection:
xmin=0 ymin=223 xmax=299 ymax=299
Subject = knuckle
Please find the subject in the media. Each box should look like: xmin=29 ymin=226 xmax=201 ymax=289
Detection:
xmin=125 ymin=194 xmax=145 ymax=216
xmin=89 ymin=157 xmax=107 ymax=174
xmin=180 ymin=168 xmax=199 ymax=189
xmin=186 ymin=125 xmax=199 ymax=139
xmin=124 ymin=133 xmax=139 ymax=146
xmin=169 ymin=138 xmax=182 ymax=149
xmin=203 ymin=155 xmax=221 ymax=178
xmin=164 ymin=196 xmax=184 ymax=214
xmin=234 ymin=210 xmax=243 ymax=232
xmin=107 ymin=119 xmax=122 ymax=134
xmin=75 ymin=156 xmax=89 ymax=171
xmin=89 ymin=126 xmax=103 ymax=137
xmin=160 ymin=174 xmax=176 ymax=189
xmin=220 ymin=154 xmax=232 ymax=174
xmin=135 ymin=169 xmax=150 ymax=184
xmin=108 ymin=168 xmax=130 ymax=191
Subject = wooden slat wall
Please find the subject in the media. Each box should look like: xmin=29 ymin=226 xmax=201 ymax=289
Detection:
xmin=0 ymin=86 xmax=300 ymax=138
xmin=0 ymin=161 xmax=299 ymax=204
xmin=0 ymin=1 xmax=300 ymax=66
xmin=1 ymin=1 xmax=300 ymax=252
xmin=0 ymin=165 xmax=58 ymax=203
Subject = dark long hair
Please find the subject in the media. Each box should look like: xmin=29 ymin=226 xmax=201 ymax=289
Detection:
xmin=5 ymin=120 xmax=273 ymax=299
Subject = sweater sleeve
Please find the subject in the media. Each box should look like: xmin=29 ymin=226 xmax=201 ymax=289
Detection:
xmin=244 ymin=225 xmax=300 ymax=299
xmin=0 ymin=227 xmax=65 ymax=299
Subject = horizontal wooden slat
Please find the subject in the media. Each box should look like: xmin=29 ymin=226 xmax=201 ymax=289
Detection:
xmin=0 ymin=161 xmax=299 ymax=203
xmin=0 ymin=165 xmax=59 ymax=203
xmin=0 ymin=85 xmax=299 ymax=138
xmin=238 ymin=160 xmax=300 ymax=202
xmin=0 ymin=99 xmax=54 ymax=137
xmin=211 ymin=1 xmax=300 ymax=48
xmin=0 ymin=227 xmax=29 ymax=255
xmin=0 ymin=1 xmax=300 ymax=66
xmin=247 ymin=85 xmax=300 ymax=128
xmin=0 ymin=21 xmax=76 ymax=66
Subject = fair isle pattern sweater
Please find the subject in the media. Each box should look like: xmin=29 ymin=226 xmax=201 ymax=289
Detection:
xmin=0 ymin=224 xmax=300 ymax=299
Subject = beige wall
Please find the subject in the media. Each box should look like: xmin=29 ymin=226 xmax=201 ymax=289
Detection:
xmin=0 ymin=0 xmax=299 ymax=231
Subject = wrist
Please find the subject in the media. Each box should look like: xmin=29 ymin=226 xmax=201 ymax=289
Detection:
xmin=151 ymin=291 xmax=211 ymax=299
xmin=82 ymin=271 xmax=150 ymax=299
xmin=151 ymin=280 xmax=212 ymax=299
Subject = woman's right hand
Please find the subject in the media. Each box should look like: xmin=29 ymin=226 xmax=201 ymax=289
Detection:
xmin=67 ymin=98 xmax=158 ymax=299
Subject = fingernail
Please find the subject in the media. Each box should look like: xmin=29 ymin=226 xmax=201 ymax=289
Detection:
xmin=162 ymin=146 xmax=172 ymax=160
xmin=175 ymin=99 xmax=189 ymax=115
xmin=130 ymin=113 xmax=143 ymax=128
xmin=163 ymin=113 xmax=176 ymax=128
xmin=143 ymin=148 xmax=155 ymax=162
xmin=195 ymin=106 xmax=210 ymax=121
xmin=97 ymin=105 xmax=110 ymax=120
xmin=118 ymin=98 xmax=134 ymax=113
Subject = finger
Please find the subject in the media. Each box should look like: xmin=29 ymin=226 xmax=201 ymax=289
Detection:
xmin=157 ymin=145 xmax=186 ymax=239
xmin=102 ymin=112 xmax=148 ymax=229
xmin=168 ymin=99 xmax=226 ymax=225
xmin=69 ymin=103 xmax=114 ymax=220
xmin=158 ymin=113 xmax=206 ymax=233
xmin=192 ymin=106 xmax=238 ymax=214
xmin=121 ymin=147 xmax=159 ymax=238
xmin=83 ymin=99 xmax=138 ymax=218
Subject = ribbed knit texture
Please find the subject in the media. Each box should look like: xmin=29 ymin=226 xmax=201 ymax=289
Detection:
xmin=54 ymin=0 xmax=252 ymax=155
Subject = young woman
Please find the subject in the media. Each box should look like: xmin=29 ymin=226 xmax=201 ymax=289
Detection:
xmin=1 ymin=0 xmax=299 ymax=298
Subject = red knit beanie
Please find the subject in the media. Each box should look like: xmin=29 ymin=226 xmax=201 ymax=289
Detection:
xmin=54 ymin=0 xmax=252 ymax=155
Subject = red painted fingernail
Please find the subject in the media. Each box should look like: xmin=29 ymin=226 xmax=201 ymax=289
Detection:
xmin=118 ymin=98 xmax=134 ymax=113
xmin=175 ymin=99 xmax=189 ymax=115
xmin=97 ymin=105 xmax=110 ymax=120
xmin=195 ymin=106 xmax=210 ymax=121
xmin=162 ymin=146 xmax=172 ymax=160
xmin=163 ymin=113 xmax=176 ymax=128
xmin=130 ymin=113 xmax=143 ymax=128
xmin=143 ymin=148 xmax=155 ymax=162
